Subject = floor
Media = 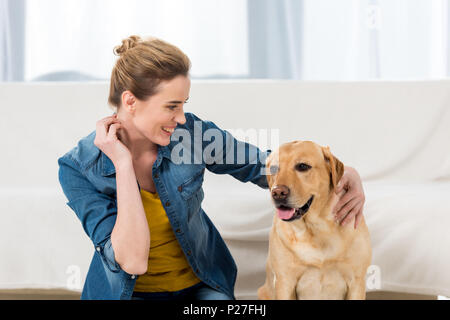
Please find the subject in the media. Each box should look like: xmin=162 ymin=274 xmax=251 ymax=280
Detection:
xmin=0 ymin=289 xmax=438 ymax=300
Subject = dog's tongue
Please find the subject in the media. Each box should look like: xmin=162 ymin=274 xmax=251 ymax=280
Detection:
xmin=277 ymin=207 xmax=295 ymax=220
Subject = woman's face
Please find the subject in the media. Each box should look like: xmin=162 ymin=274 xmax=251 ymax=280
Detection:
xmin=120 ymin=75 xmax=190 ymax=147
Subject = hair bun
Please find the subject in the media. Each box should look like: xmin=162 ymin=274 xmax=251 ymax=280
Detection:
xmin=113 ymin=35 xmax=142 ymax=56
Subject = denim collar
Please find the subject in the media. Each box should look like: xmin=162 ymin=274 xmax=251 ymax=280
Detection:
xmin=100 ymin=144 xmax=172 ymax=176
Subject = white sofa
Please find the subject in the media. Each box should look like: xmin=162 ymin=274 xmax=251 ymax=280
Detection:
xmin=1 ymin=80 xmax=449 ymax=299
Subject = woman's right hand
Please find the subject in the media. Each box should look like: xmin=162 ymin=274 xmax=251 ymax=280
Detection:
xmin=94 ymin=114 xmax=132 ymax=167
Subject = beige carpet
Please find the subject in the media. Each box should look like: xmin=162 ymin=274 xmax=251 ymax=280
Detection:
xmin=0 ymin=289 xmax=437 ymax=300
xmin=0 ymin=289 xmax=80 ymax=300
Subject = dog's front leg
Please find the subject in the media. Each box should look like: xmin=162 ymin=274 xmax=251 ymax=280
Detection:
xmin=346 ymin=277 xmax=366 ymax=300
xmin=274 ymin=276 xmax=297 ymax=300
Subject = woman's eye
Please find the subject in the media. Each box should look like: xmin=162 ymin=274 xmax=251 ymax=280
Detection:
xmin=295 ymin=163 xmax=312 ymax=172
xmin=168 ymin=105 xmax=177 ymax=110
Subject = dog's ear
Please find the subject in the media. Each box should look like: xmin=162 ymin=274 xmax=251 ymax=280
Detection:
xmin=322 ymin=146 xmax=344 ymax=191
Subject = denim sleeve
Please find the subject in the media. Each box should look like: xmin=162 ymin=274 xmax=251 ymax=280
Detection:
xmin=57 ymin=155 xmax=122 ymax=273
xmin=187 ymin=113 xmax=272 ymax=189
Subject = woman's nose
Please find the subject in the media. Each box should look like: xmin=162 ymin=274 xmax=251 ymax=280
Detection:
xmin=176 ymin=111 xmax=186 ymax=125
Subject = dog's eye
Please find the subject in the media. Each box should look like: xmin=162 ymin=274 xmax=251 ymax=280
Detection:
xmin=269 ymin=165 xmax=279 ymax=175
xmin=295 ymin=163 xmax=312 ymax=172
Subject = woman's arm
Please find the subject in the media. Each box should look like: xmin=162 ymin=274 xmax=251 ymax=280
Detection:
xmin=184 ymin=112 xmax=271 ymax=189
xmin=94 ymin=115 xmax=149 ymax=275
xmin=59 ymin=115 xmax=150 ymax=275
xmin=111 ymin=159 xmax=150 ymax=275
xmin=58 ymin=155 xmax=149 ymax=275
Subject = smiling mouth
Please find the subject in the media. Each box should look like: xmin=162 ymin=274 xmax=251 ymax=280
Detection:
xmin=276 ymin=196 xmax=314 ymax=222
xmin=162 ymin=127 xmax=176 ymax=134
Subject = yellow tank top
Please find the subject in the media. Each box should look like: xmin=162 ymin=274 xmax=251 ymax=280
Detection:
xmin=133 ymin=189 xmax=201 ymax=292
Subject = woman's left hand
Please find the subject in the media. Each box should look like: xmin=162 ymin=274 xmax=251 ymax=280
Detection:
xmin=333 ymin=166 xmax=365 ymax=229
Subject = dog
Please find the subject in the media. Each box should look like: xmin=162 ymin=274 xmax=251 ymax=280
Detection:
xmin=257 ymin=141 xmax=372 ymax=300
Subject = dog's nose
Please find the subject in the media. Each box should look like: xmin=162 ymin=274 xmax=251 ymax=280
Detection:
xmin=271 ymin=185 xmax=290 ymax=201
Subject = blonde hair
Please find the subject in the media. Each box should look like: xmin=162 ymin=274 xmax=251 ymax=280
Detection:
xmin=108 ymin=35 xmax=191 ymax=109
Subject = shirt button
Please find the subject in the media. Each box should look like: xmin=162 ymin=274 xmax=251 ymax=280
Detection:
xmin=154 ymin=173 xmax=159 ymax=179
xmin=96 ymin=247 xmax=101 ymax=252
xmin=176 ymin=229 xmax=181 ymax=233
xmin=178 ymin=186 xmax=183 ymax=192
xmin=131 ymin=275 xmax=136 ymax=279
xmin=165 ymin=201 xmax=171 ymax=207
xmin=187 ymin=250 xmax=191 ymax=256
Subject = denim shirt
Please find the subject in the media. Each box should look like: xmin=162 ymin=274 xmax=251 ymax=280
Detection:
xmin=58 ymin=112 xmax=271 ymax=300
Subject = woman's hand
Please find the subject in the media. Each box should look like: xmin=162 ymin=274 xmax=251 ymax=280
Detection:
xmin=94 ymin=114 xmax=132 ymax=167
xmin=333 ymin=166 xmax=365 ymax=229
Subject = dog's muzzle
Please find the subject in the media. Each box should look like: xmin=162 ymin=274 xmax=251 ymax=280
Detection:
xmin=276 ymin=195 xmax=314 ymax=222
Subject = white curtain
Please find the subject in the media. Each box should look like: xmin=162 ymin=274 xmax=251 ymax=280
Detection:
xmin=1 ymin=0 xmax=450 ymax=81
xmin=301 ymin=0 xmax=449 ymax=80
xmin=23 ymin=0 xmax=248 ymax=81
xmin=0 ymin=0 xmax=12 ymax=81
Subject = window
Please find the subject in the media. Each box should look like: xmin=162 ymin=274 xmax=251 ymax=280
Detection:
xmin=23 ymin=0 xmax=248 ymax=81
xmin=2 ymin=0 xmax=450 ymax=81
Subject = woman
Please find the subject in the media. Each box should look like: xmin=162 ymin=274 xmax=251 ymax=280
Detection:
xmin=58 ymin=35 xmax=365 ymax=300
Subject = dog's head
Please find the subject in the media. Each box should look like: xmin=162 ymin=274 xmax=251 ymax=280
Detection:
xmin=265 ymin=141 xmax=344 ymax=222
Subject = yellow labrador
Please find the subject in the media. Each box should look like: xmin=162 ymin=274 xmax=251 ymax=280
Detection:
xmin=257 ymin=141 xmax=371 ymax=300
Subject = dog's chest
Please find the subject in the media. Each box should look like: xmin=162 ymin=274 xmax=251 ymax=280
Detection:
xmin=294 ymin=238 xmax=342 ymax=266
xmin=297 ymin=266 xmax=348 ymax=300
xmin=279 ymin=222 xmax=344 ymax=266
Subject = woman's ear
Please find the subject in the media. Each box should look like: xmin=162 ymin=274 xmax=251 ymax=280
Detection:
xmin=121 ymin=91 xmax=137 ymax=111
xmin=322 ymin=146 xmax=345 ymax=191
